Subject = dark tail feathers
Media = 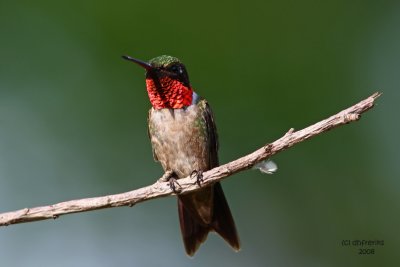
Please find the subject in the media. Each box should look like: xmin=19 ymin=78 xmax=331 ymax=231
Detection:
xmin=178 ymin=182 xmax=240 ymax=256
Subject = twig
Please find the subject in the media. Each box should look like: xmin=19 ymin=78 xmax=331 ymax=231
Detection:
xmin=0 ymin=92 xmax=381 ymax=227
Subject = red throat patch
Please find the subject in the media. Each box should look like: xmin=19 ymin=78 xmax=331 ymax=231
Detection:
xmin=146 ymin=77 xmax=193 ymax=109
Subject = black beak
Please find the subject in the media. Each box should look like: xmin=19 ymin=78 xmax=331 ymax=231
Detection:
xmin=122 ymin=55 xmax=153 ymax=71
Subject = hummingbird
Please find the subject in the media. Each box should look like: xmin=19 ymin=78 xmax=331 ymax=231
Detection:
xmin=123 ymin=54 xmax=240 ymax=256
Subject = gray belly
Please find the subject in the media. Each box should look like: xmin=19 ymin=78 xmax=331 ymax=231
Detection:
xmin=148 ymin=106 xmax=209 ymax=178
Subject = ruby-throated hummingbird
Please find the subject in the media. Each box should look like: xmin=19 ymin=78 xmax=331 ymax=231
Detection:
xmin=123 ymin=54 xmax=240 ymax=256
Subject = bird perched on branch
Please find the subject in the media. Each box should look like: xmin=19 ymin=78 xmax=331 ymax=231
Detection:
xmin=123 ymin=54 xmax=240 ymax=256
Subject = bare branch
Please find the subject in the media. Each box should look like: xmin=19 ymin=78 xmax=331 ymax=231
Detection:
xmin=0 ymin=92 xmax=382 ymax=227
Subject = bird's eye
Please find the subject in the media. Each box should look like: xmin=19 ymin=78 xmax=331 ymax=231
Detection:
xmin=170 ymin=65 xmax=182 ymax=74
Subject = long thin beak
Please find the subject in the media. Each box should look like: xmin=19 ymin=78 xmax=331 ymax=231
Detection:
xmin=122 ymin=55 xmax=153 ymax=71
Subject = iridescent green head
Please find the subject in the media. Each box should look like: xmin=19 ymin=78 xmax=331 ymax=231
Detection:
xmin=148 ymin=55 xmax=181 ymax=68
xmin=122 ymin=54 xmax=190 ymax=87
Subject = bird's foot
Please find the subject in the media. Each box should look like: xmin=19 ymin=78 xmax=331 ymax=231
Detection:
xmin=158 ymin=170 xmax=174 ymax=183
xmin=168 ymin=177 xmax=182 ymax=194
xmin=159 ymin=170 xmax=182 ymax=193
xmin=190 ymin=170 xmax=204 ymax=187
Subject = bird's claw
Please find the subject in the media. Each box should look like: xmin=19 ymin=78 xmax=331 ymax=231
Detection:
xmin=190 ymin=170 xmax=204 ymax=187
xmin=158 ymin=170 xmax=182 ymax=193
xmin=168 ymin=177 xmax=182 ymax=194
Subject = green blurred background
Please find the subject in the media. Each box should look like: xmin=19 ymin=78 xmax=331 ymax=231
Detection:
xmin=0 ymin=0 xmax=399 ymax=266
